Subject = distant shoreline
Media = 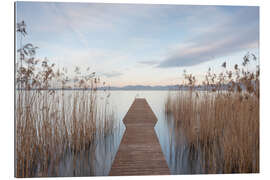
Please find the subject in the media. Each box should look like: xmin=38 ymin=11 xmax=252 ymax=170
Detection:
xmin=15 ymin=82 xmax=253 ymax=92
xmin=16 ymin=88 xmax=181 ymax=91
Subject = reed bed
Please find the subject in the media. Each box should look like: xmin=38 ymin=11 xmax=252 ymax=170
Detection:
xmin=15 ymin=21 xmax=117 ymax=177
xmin=165 ymin=54 xmax=259 ymax=173
xmin=15 ymin=83 xmax=116 ymax=177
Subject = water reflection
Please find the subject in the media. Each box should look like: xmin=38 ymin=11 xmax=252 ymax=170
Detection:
xmin=162 ymin=114 xmax=203 ymax=174
xmin=54 ymin=121 xmax=125 ymax=176
xmin=104 ymin=90 xmax=203 ymax=174
xmin=39 ymin=90 xmax=203 ymax=176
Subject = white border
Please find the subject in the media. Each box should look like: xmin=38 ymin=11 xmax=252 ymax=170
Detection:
xmin=1 ymin=0 xmax=269 ymax=180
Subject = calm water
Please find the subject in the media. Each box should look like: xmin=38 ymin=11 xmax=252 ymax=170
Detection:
xmin=17 ymin=90 xmax=203 ymax=176
xmin=95 ymin=90 xmax=203 ymax=175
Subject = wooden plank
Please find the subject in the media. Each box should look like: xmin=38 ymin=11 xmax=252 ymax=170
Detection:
xmin=109 ymin=98 xmax=170 ymax=176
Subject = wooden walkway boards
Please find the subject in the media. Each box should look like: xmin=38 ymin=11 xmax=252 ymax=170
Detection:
xmin=109 ymin=98 xmax=170 ymax=176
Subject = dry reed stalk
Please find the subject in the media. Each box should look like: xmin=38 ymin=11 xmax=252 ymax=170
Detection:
xmin=165 ymin=54 xmax=259 ymax=173
xmin=16 ymin=88 xmax=115 ymax=177
xmin=16 ymin=21 xmax=117 ymax=177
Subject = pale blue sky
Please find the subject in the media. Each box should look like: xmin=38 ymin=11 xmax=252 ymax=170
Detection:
xmin=16 ymin=2 xmax=259 ymax=87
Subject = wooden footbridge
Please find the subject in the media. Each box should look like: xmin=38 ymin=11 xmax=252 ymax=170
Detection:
xmin=109 ymin=98 xmax=170 ymax=176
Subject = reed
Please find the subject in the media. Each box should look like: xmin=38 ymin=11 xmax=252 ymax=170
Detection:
xmin=165 ymin=54 xmax=259 ymax=173
xmin=15 ymin=21 xmax=116 ymax=177
xmin=15 ymin=75 xmax=116 ymax=177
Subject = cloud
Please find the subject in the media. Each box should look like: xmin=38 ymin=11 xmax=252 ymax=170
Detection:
xmin=138 ymin=60 xmax=160 ymax=65
xmin=158 ymin=6 xmax=259 ymax=68
xmin=102 ymin=71 xmax=123 ymax=78
xmin=17 ymin=2 xmax=259 ymax=78
xmin=29 ymin=2 xmax=168 ymax=34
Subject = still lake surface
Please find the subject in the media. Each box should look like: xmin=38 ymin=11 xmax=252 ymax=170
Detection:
xmin=17 ymin=90 xmax=203 ymax=176
xmin=93 ymin=90 xmax=203 ymax=175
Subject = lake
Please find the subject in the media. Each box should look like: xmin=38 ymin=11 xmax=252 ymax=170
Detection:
xmin=94 ymin=90 xmax=203 ymax=175
xmin=16 ymin=90 xmax=203 ymax=176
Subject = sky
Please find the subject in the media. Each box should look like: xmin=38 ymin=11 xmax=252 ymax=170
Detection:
xmin=16 ymin=2 xmax=259 ymax=87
